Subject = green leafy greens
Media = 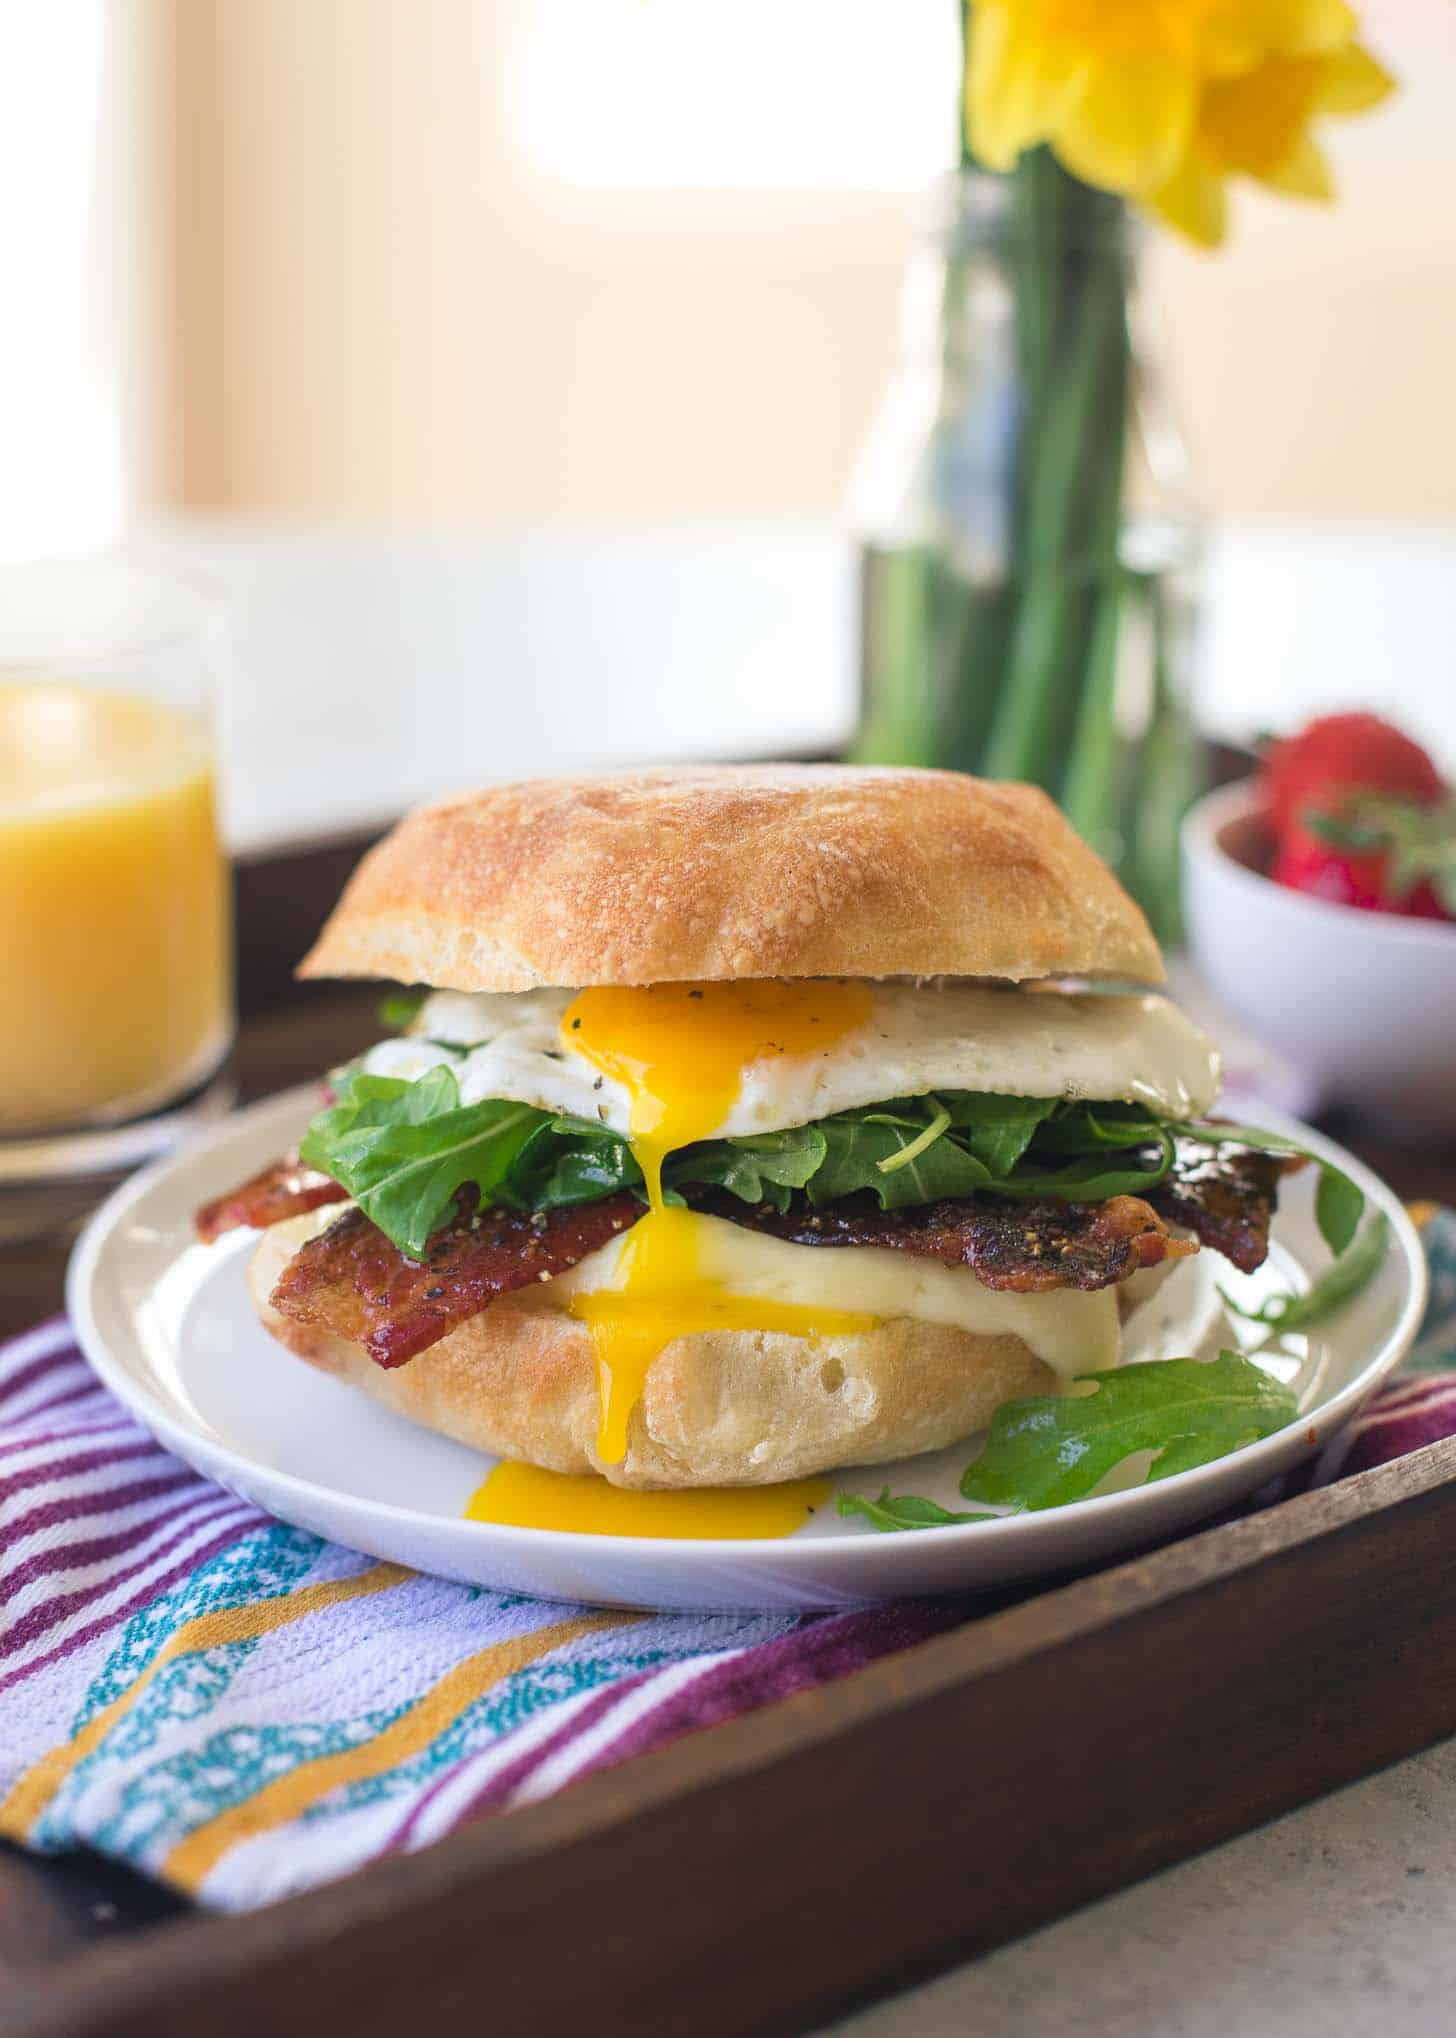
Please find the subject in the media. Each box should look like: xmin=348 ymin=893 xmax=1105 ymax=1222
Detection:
xmin=376 ymin=989 xmax=429 ymax=1033
xmin=299 ymin=1062 xmax=1213 ymax=1259
xmin=1223 ymin=1212 xmax=1391 ymax=1350
xmin=839 ymin=1353 xmax=1299 ymax=1528
xmin=836 ymin=1491 xmax=996 ymax=1532
xmin=301 ymin=1064 xmax=1373 ymax=1323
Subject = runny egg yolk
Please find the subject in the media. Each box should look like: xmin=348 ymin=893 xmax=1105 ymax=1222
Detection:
xmin=560 ymin=979 xmax=878 ymax=1466
xmin=465 ymin=1461 xmax=833 ymax=1539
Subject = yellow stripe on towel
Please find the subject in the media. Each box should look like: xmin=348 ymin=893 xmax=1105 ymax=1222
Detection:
xmin=163 ymin=1609 xmax=641 ymax=1893
xmin=0 ymin=1563 xmax=411 ymax=1839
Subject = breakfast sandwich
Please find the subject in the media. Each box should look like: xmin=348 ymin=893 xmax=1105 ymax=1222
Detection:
xmin=197 ymin=766 xmax=1299 ymax=1492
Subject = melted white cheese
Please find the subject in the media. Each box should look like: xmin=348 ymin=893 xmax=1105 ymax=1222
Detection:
xmin=545 ymin=1215 xmax=1122 ymax=1381
xmin=267 ymin=1202 xmax=1124 ymax=1382
xmin=360 ymin=981 xmax=1220 ymax=1136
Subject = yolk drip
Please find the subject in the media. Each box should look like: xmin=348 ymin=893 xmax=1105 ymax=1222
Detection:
xmin=466 ymin=1461 xmax=833 ymax=1540
xmin=560 ymin=979 xmax=876 ymax=1464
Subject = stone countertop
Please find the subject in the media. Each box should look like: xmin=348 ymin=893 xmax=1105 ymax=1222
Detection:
xmin=826 ymin=1739 xmax=1456 ymax=2038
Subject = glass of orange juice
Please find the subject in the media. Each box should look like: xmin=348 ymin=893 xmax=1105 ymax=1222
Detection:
xmin=0 ymin=561 xmax=234 ymax=1235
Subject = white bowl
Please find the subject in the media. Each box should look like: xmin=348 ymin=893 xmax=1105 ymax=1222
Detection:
xmin=1182 ymin=779 xmax=1456 ymax=1137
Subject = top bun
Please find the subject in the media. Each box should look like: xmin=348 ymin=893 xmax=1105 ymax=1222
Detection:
xmin=299 ymin=765 xmax=1163 ymax=991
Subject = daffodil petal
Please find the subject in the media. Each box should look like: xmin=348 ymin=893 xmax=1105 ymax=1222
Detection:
xmin=1316 ymin=40 xmax=1397 ymax=115
xmin=1196 ymin=55 xmax=1324 ymax=178
xmin=1263 ymin=132 xmax=1335 ymax=200
xmin=1242 ymin=0 xmax=1358 ymax=58
xmin=1148 ymin=149 xmax=1229 ymax=248
xmin=967 ymin=0 xmax=1085 ymax=171
xmin=1054 ymin=52 xmax=1197 ymax=195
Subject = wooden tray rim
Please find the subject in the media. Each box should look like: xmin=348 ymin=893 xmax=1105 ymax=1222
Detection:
xmin=9 ymin=1424 xmax=1456 ymax=2038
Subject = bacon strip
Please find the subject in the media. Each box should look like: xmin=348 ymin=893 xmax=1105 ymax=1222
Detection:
xmin=1147 ymin=1140 xmax=1297 ymax=1275
xmin=232 ymin=1133 xmax=1291 ymax=1371
xmin=694 ymin=1190 xmax=1194 ymax=1293
xmin=269 ymin=1189 xmax=641 ymax=1368
xmin=266 ymin=1186 xmax=1192 ymax=1371
xmin=196 ymin=1156 xmax=348 ymax=1244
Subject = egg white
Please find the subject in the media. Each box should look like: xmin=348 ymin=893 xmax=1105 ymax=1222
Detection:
xmin=357 ymin=982 xmax=1220 ymax=1136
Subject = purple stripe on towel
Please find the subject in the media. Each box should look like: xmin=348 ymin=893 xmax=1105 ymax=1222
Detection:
xmin=0 ymin=1509 xmax=261 ymax=1690
xmin=0 ymin=1435 xmax=164 ymax=1504
xmin=0 ymin=1347 xmax=89 ymax=1408
xmin=1 ymin=1469 xmax=197 ymax=1553
xmin=1 ymin=1489 xmax=241 ymax=1596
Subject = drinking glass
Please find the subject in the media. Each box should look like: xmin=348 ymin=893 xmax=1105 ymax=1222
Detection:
xmin=0 ymin=559 xmax=234 ymax=1238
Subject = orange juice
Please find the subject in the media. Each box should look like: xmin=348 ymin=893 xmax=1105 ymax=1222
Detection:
xmin=0 ymin=685 xmax=232 ymax=1134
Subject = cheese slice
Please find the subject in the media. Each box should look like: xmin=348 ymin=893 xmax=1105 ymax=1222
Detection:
xmin=262 ymin=1203 xmax=1122 ymax=1384
xmin=546 ymin=1217 xmax=1122 ymax=1383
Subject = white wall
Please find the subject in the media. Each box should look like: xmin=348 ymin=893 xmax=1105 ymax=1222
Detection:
xmin=114 ymin=0 xmax=1456 ymax=528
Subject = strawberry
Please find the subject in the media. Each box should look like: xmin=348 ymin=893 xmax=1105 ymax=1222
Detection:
xmin=1271 ymin=814 xmax=1391 ymax=912
xmin=1272 ymin=789 xmax=1456 ymax=923
xmin=1257 ymin=714 xmax=1444 ymax=834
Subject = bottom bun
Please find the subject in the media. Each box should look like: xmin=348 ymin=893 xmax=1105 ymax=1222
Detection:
xmin=249 ymin=1219 xmax=1059 ymax=1490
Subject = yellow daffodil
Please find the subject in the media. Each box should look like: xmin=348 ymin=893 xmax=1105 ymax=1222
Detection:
xmin=965 ymin=0 xmax=1395 ymax=245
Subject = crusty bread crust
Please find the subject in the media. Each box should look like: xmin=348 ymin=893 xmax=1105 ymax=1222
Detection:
xmin=298 ymin=766 xmax=1163 ymax=992
xmin=249 ymin=1220 xmax=1055 ymax=1489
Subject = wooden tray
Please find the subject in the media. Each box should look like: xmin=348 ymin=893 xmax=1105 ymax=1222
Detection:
xmin=5 ymin=826 xmax=1456 ymax=2037
xmin=7 ymin=1431 xmax=1456 ymax=2038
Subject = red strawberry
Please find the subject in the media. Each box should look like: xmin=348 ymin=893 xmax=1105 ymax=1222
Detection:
xmin=1403 ymin=880 xmax=1451 ymax=923
xmin=1272 ymin=792 xmax=1456 ymax=922
xmin=1258 ymin=714 xmax=1444 ymax=834
xmin=1271 ymin=816 xmax=1391 ymax=912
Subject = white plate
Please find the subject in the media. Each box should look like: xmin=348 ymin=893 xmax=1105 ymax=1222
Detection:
xmin=67 ymin=1089 xmax=1427 ymax=1612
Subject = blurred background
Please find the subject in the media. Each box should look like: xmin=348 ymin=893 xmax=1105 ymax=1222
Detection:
xmin=4 ymin=0 xmax=1454 ymax=853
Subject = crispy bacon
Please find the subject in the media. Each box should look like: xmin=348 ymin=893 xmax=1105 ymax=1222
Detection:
xmin=692 ymin=1190 xmax=1194 ymax=1293
xmin=266 ymin=1186 xmax=1193 ymax=1371
xmin=269 ymin=1189 xmax=642 ymax=1369
xmin=235 ymin=1132 xmax=1292 ymax=1371
xmin=195 ymin=1156 xmax=348 ymax=1245
xmin=1148 ymin=1139 xmax=1297 ymax=1275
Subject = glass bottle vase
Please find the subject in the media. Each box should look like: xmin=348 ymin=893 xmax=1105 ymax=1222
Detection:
xmin=851 ymin=153 xmax=1203 ymax=946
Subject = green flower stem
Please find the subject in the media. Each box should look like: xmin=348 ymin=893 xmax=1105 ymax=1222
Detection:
xmin=852 ymin=547 xmax=941 ymax=767
xmin=984 ymin=223 xmax=1130 ymax=788
xmin=1060 ymin=570 xmax=1126 ymax=853
xmin=941 ymin=580 xmax=1012 ymax=772
xmin=1128 ymin=578 xmax=1201 ymax=944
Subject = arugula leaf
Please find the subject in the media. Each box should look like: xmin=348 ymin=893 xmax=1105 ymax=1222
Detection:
xmin=666 ymin=1125 xmax=827 ymax=1211
xmin=941 ymin=1093 xmax=1057 ymax=1174
xmin=376 ymin=990 xmax=426 ymax=1033
xmin=1186 ymin=1119 xmax=1363 ymax=1256
xmin=1222 ymin=1212 xmax=1390 ymax=1348
xmin=836 ymin=1490 xmax=996 ymax=1532
xmin=300 ymin=1066 xmax=545 ymax=1257
xmin=311 ymin=1066 xmax=454 ymax=1138
xmin=987 ymin=1126 xmax=1176 ymax=1205
xmin=1315 ymin=1168 xmax=1365 ymax=1258
xmin=810 ymin=1109 xmax=994 ymax=1209
xmin=838 ymin=1354 xmax=1299 ymax=1531
xmin=1022 ymin=1102 xmax=1161 ymax=1153
xmin=955 ymin=1353 xmax=1298 ymax=1512
xmin=877 ymin=1099 xmax=953 ymax=1177
xmin=512 ymin=1114 xmax=644 ymax=1212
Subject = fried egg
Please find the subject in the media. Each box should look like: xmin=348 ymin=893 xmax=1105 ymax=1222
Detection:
xmin=360 ymin=979 xmax=1221 ymax=1138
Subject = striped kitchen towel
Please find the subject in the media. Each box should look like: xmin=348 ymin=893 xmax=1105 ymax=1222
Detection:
xmin=2 ymin=1207 xmax=1454 ymax=1912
